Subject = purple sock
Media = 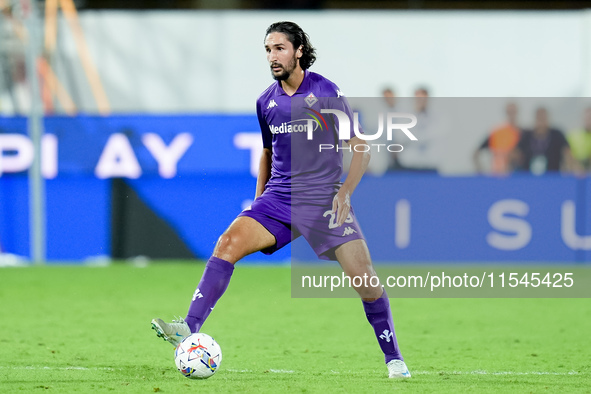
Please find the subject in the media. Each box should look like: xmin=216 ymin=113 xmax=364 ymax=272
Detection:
xmin=185 ymin=256 xmax=234 ymax=333
xmin=362 ymin=290 xmax=403 ymax=363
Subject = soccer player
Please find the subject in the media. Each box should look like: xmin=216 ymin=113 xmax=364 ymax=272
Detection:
xmin=152 ymin=21 xmax=410 ymax=379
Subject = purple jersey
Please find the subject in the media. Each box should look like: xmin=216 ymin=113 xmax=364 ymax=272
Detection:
xmin=256 ymin=70 xmax=356 ymax=201
xmin=241 ymin=70 xmax=365 ymax=260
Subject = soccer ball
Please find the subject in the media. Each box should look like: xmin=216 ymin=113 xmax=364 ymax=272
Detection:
xmin=174 ymin=333 xmax=222 ymax=379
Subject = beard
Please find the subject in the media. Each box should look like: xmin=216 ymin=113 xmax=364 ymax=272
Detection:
xmin=271 ymin=54 xmax=298 ymax=81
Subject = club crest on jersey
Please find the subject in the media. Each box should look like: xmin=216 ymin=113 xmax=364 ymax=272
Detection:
xmin=267 ymin=99 xmax=278 ymax=109
xmin=304 ymin=92 xmax=318 ymax=107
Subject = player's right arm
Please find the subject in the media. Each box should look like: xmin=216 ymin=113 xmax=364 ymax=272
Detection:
xmin=255 ymin=148 xmax=272 ymax=198
xmin=255 ymin=96 xmax=273 ymax=199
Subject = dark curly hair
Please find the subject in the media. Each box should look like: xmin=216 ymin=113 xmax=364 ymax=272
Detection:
xmin=265 ymin=21 xmax=317 ymax=70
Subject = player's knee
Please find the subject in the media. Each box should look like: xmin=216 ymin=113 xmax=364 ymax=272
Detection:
xmin=342 ymin=264 xmax=381 ymax=298
xmin=214 ymin=232 xmax=245 ymax=260
xmin=344 ymin=266 xmax=375 ymax=283
xmin=355 ymin=285 xmax=383 ymax=301
xmin=215 ymin=233 xmax=235 ymax=254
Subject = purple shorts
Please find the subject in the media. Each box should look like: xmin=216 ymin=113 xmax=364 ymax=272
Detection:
xmin=238 ymin=190 xmax=365 ymax=260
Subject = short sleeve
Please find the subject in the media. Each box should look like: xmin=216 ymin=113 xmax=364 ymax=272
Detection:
xmin=256 ymin=100 xmax=272 ymax=149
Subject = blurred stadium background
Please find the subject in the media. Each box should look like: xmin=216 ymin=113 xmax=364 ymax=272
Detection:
xmin=2 ymin=2 xmax=591 ymax=392
xmin=0 ymin=0 xmax=590 ymax=264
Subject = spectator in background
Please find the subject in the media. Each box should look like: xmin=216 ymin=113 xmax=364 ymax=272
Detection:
xmin=513 ymin=107 xmax=575 ymax=174
xmin=382 ymin=87 xmax=397 ymax=110
xmin=380 ymin=87 xmax=398 ymax=172
xmin=349 ymin=86 xmax=399 ymax=175
xmin=395 ymin=86 xmax=444 ymax=172
xmin=0 ymin=5 xmax=29 ymax=115
xmin=567 ymin=107 xmax=591 ymax=172
xmin=473 ymin=102 xmax=521 ymax=175
xmin=343 ymin=87 xmax=397 ymax=175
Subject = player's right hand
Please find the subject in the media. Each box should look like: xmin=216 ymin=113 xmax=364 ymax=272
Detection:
xmin=332 ymin=188 xmax=351 ymax=227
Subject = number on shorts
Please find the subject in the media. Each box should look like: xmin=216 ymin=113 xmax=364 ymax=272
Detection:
xmin=323 ymin=210 xmax=353 ymax=229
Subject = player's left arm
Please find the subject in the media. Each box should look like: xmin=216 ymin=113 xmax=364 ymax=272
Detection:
xmin=332 ymin=136 xmax=370 ymax=227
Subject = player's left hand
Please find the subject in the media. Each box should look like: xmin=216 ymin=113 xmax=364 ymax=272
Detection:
xmin=332 ymin=188 xmax=351 ymax=227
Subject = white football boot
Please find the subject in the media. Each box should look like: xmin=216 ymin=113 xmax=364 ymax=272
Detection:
xmin=387 ymin=359 xmax=411 ymax=378
xmin=151 ymin=317 xmax=191 ymax=347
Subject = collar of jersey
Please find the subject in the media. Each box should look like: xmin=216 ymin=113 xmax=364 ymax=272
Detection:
xmin=275 ymin=69 xmax=310 ymax=96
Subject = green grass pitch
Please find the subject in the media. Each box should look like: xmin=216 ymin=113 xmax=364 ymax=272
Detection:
xmin=1 ymin=262 xmax=590 ymax=393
